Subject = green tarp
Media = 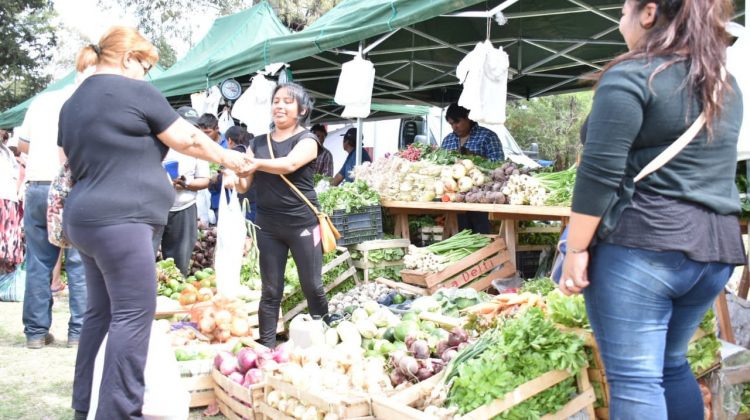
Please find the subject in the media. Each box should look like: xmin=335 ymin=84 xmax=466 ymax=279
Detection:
xmin=202 ymin=0 xmax=743 ymax=122
xmin=149 ymin=1 xmax=290 ymax=97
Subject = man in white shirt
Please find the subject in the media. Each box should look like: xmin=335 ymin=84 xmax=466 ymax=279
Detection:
xmin=153 ymin=107 xmax=210 ymax=276
xmin=17 ymin=86 xmax=87 ymax=349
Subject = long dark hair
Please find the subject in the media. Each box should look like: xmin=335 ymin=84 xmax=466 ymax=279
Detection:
xmin=600 ymin=0 xmax=734 ymax=137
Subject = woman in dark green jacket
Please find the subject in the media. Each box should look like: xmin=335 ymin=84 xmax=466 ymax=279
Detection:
xmin=558 ymin=1 xmax=744 ymax=419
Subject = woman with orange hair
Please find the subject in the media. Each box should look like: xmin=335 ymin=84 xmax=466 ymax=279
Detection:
xmin=57 ymin=26 xmax=252 ymax=419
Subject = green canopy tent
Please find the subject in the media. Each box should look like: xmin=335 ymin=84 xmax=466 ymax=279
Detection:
xmin=0 ymin=65 xmax=166 ymax=129
xmin=198 ymin=0 xmax=744 ymax=122
xmin=149 ymin=1 xmax=290 ymax=98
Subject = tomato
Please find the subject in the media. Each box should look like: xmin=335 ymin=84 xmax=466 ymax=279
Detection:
xmin=192 ymin=281 xmax=202 ymax=290
xmin=183 ymin=284 xmax=198 ymax=295
xmin=179 ymin=291 xmax=197 ymax=306
xmin=199 ymin=278 xmax=212 ymax=289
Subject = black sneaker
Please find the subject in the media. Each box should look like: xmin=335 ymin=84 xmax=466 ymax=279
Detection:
xmin=73 ymin=410 xmax=88 ymax=420
xmin=321 ymin=313 xmax=343 ymax=326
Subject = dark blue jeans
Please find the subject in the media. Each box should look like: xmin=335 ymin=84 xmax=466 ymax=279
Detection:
xmin=22 ymin=182 xmax=86 ymax=341
xmin=585 ymin=243 xmax=732 ymax=420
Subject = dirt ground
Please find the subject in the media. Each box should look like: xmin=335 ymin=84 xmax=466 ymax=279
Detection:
xmin=0 ymin=293 xmax=223 ymax=420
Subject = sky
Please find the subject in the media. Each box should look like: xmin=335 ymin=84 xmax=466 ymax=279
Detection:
xmin=54 ymin=0 xmax=136 ymax=42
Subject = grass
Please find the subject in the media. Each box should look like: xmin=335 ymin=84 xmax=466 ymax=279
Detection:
xmin=0 ymin=294 xmax=224 ymax=419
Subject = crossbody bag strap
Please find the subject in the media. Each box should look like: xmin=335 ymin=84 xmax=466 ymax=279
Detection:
xmin=266 ymin=134 xmax=321 ymax=217
xmin=633 ymin=112 xmax=706 ymax=183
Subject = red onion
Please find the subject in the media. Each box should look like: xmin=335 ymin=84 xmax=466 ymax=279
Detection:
xmin=229 ymin=371 xmax=244 ymax=384
xmin=236 ymin=348 xmax=258 ymax=374
xmin=243 ymin=368 xmax=263 ymax=387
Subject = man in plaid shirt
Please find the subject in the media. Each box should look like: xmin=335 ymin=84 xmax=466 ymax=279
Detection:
xmin=441 ymin=103 xmax=504 ymax=162
xmin=311 ymin=124 xmax=334 ymax=177
xmin=441 ymin=103 xmax=505 ymax=234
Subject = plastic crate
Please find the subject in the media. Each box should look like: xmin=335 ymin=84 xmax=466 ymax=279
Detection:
xmin=331 ymin=205 xmax=383 ymax=246
xmin=517 ymin=250 xmax=542 ymax=279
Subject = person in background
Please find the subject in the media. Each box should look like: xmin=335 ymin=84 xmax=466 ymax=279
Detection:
xmin=152 ymin=106 xmax=210 ymax=276
xmin=440 ymin=103 xmax=504 ymax=234
xmin=200 ymin=113 xmax=228 ymax=223
xmin=16 ymin=72 xmax=89 ymax=351
xmin=226 ymin=125 xmax=257 ymax=222
xmin=230 ymin=82 xmax=329 ymax=348
xmin=310 ymin=123 xmax=333 ymax=177
xmin=331 ymin=127 xmax=371 ymax=186
xmin=0 ymin=128 xmax=24 ymax=275
xmin=559 ymin=1 xmax=743 ymax=419
xmin=58 ymin=27 xmax=252 ymax=419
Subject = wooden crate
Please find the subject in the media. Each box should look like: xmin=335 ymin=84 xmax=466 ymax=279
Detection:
xmin=212 ymin=368 xmax=265 ymax=420
xmin=178 ymin=358 xmax=216 ymax=408
xmin=282 ymin=247 xmax=360 ymax=323
xmin=351 ymin=239 xmax=410 ymax=283
xmin=260 ymin=375 xmax=373 ymax=419
xmin=372 ymin=367 xmax=595 ymax=419
xmin=561 ymin=324 xmax=718 ymax=420
xmin=400 ymin=236 xmax=516 ymax=294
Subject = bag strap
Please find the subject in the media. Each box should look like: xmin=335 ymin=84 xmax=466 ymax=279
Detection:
xmin=633 ymin=112 xmax=706 ymax=183
xmin=633 ymin=68 xmax=726 ymax=183
xmin=266 ymin=134 xmax=322 ymax=217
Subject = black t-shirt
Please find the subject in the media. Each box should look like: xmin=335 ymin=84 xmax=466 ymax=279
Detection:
xmin=251 ymin=131 xmax=320 ymax=230
xmin=58 ymin=74 xmax=179 ymax=226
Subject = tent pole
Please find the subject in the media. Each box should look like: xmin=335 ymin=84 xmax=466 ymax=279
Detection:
xmin=356 ymin=117 xmax=363 ymax=165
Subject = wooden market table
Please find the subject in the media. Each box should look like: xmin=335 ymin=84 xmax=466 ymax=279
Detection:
xmin=381 ymin=200 xmax=738 ymax=344
xmin=380 ymin=200 xmax=571 ymax=268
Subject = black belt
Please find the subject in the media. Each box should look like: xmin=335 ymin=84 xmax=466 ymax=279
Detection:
xmin=27 ymin=181 xmax=52 ymax=185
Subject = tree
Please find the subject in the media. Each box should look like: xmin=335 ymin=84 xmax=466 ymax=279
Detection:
xmin=0 ymin=0 xmax=58 ymax=112
xmin=505 ymin=92 xmax=593 ymax=170
xmin=268 ymin=0 xmax=340 ymax=31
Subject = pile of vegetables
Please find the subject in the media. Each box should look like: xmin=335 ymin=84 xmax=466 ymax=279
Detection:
xmin=189 ymin=295 xmax=253 ymax=343
xmin=454 ymin=162 xmax=522 ymax=204
xmin=327 ymin=282 xmax=412 ymax=315
xmin=500 ymin=173 xmax=547 ymax=206
xmin=432 ymin=288 xmax=488 ymax=318
xmin=156 ymin=259 xmax=217 ymax=305
xmin=387 ymin=325 xmax=470 ymax=386
xmin=214 ymin=343 xmax=288 ymax=389
xmin=271 ymin=343 xmax=393 ymax=398
xmin=546 ymin=289 xmax=590 ymax=329
xmin=464 ymin=292 xmax=547 ymax=333
xmin=317 ymin=180 xmax=380 ymax=215
xmin=520 ymin=277 xmax=557 ymax=296
xmin=403 ymin=230 xmax=491 ymax=273
xmin=534 ymin=165 xmax=577 ymax=207
xmin=190 ymin=222 xmax=216 ymax=275
xmin=156 ymin=259 xmax=185 ymax=300
xmin=446 ymin=308 xmax=587 ymax=417
xmin=687 ymin=309 xmax=721 ymax=376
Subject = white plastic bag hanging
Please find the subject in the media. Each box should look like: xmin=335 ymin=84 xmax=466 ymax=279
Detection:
xmin=456 ymin=40 xmax=509 ymax=124
xmin=213 ymin=180 xmax=246 ymax=298
xmin=727 ymin=23 xmax=750 ymax=160
xmin=87 ymin=322 xmax=189 ymax=420
xmin=232 ymin=74 xmax=276 ymax=136
xmin=218 ymin=107 xmax=235 ymax=134
xmin=334 ymin=55 xmax=375 ymax=119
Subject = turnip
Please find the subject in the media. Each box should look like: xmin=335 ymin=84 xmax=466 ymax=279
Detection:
xmin=448 ymin=327 xmax=468 ymax=347
xmin=398 ymin=356 xmax=419 ymax=377
xmin=441 ymin=349 xmax=458 ymax=363
xmin=409 ymin=340 xmax=430 ymax=360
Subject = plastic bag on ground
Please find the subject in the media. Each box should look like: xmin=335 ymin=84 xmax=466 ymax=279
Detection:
xmin=88 ymin=321 xmax=189 ymax=420
xmin=213 ymin=181 xmax=246 ymax=298
xmin=0 ymin=267 xmax=25 ymax=302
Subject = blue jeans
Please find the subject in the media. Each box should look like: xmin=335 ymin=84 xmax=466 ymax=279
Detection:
xmin=22 ymin=183 xmax=87 ymax=340
xmin=585 ymin=243 xmax=732 ymax=420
